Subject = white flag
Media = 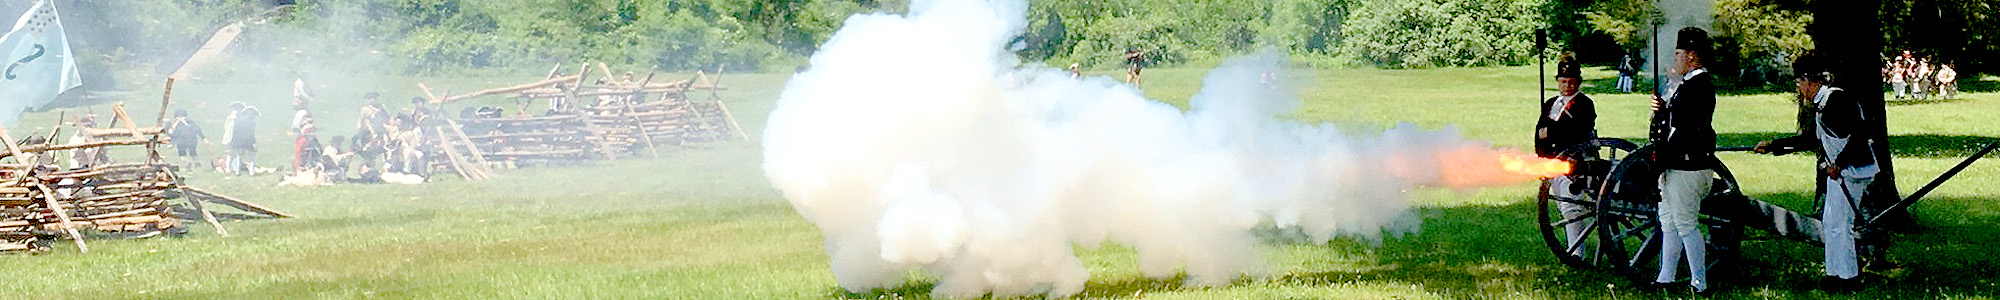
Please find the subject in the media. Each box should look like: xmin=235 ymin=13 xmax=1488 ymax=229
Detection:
xmin=0 ymin=0 xmax=82 ymax=125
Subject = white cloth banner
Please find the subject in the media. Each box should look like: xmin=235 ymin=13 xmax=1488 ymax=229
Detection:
xmin=0 ymin=0 xmax=82 ymax=125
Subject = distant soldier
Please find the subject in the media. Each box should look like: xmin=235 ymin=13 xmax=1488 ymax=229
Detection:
xmin=1537 ymin=53 xmax=1597 ymax=258
xmin=291 ymin=93 xmax=315 ymax=171
xmin=225 ymin=104 xmax=261 ymax=175
xmin=1888 ymin=53 xmax=1908 ymax=100
xmin=1937 ymin=62 xmax=1958 ymax=99
xmin=407 ymin=96 xmax=434 ymax=127
xmin=1648 ymin=27 xmax=1719 ymax=293
xmin=357 ymin=92 xmax=389 ymax=135
xmin=294 ymin=73 xmax=312 ymax=101
xmin=1617 ymin=53 xmax=1641 ymax=93
xmin=65 ymin=116 xmax=108 ymax=169
xmin=548 ymin=83 xmax=572 ymax=115
xmin=1913 ymin=57 xmax=1933 ymax=99
xmin=165 ymin=109 xmax=209 ymax=170
xmin=1123 ymin=48 xmax=1145 ymax=85
xmin=1755 ymin=52 xmax=1880 ymax=288
xmin=322 ymin=135 xmax=350 ymax=182
xmin=349 ymin=130 xmax=383 ymax=183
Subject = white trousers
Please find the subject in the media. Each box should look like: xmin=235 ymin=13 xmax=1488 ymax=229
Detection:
xmin=1617 ymin=76 xmax=1635 ymax=93
xmin=1656 ymin=169 xmax=1713 ymax=290
xmin=1824 ymin=172 xmax=1875 ymax=279
xmin=1552 ymin=176 xmax=1591 ymax=257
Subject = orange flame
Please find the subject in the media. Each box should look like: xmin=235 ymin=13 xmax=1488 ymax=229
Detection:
xmin=1499 ymin=153 xmax=1573 ymax=179
xmin=1426 ymin=147 xmax=1574 ymax=188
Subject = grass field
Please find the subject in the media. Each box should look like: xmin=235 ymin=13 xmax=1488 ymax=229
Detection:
xmin=3 ymin=65 xmax=1999 ymax=300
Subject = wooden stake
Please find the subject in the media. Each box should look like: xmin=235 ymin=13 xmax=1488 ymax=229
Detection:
xmin=444 ymin=119 xmax=492 ymax=170
xmin=181 ymin=183 xmax=229 ymax=237
xmin=157 ymin=78 xmax=176 ymax=126
xmin=30 ymin=182 xmax=87 ymax=253
xmin=183 ymin=187 xmax=292 ymax=218
xmin=112 ymin=105 xmax=145 ymax=140
xmin=596 ymin=62 xmax=616 ymax=84
xmin=627 ymin=69 xmax=662 ymax=157
xmin=418 ymin=82 xmax=444 ymax=105
xmin=715 ymin=100 xmax=749 ymax=141
xmin=706 ymin=64 xmax=727 ymax=101
xmin=434 ymin=127 xmax=478 ymax=181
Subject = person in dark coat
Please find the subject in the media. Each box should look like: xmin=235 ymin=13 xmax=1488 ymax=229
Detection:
xmin=165 ymin=109 xmax=209 ymax=171
xmin=1647 ymin=27 xmax=1719 ymax=293
xmin=1538 ymin=54 xmax=1598 ymax=159
xmin=227 ymin=104 xmax=261 ymax=175
xmin=1754 ymin=52 xmax=1881 ymax=287
xmin=1537 ymin=53 xmax=1597 ymax=260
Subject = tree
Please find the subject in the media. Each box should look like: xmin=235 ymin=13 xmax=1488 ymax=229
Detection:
xmin=1339 ymin=0 xmax=1545 ymax=68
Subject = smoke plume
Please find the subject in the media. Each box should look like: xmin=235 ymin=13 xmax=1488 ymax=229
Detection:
xmin=1650 ymin=0 xmax=1713 ymax=90
xmin=761 ymin=0 xmax=1554 ymax=298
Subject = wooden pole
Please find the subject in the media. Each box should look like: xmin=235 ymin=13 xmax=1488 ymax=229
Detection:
xmin=156 ymin=78 xmax=176 ymax=126
xmin=709 ymin=65 xmax=726 ymax=101
xmin=435 ymin=128 xmax=477 ymax=181
xmin=596 ymin=62 xmax=616 ymax=84
xmin=716 ymin=100 xmax=750 ymax=141
xmin=418 ymin=82 xmax=444 ymax=105
xmin=627 ymin=69 xmax=662 ymax=157
xmin=112 ymin=105 xmax=145 ymax=140
xmin=30 ymin=181 xmax=88 ymax=253
xmin=179 ymin=180 xmax=229 ymax=237
xmin=183 ymin=186 xmax=292 ymax=218
xmin=444 ymin=119 xmax=491 ymax=170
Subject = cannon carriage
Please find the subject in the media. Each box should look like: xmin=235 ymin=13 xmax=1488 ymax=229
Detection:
xmin=1535 ymin=137 xmax=1998 ymax=286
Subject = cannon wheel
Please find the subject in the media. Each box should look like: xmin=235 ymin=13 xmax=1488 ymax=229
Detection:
xmin=1593 ymin=150 xmax=1744 ymax=286
xmin=1537 ymin=138 xmax=1639 ymax=269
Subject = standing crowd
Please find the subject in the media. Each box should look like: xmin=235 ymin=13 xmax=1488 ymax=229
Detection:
xmin=1883 ymin=50 xmax=1958 ymax=100
xmin=162 ymin=74 xmax=443 ymax=185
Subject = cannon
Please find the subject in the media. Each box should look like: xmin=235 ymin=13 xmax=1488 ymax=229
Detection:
xmin=1535 ymin=137 xmax=1999 ymax=285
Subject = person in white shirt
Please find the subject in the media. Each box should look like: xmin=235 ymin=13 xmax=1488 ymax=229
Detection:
xmin=1756 ymin=52 xmax=1881 ymax=288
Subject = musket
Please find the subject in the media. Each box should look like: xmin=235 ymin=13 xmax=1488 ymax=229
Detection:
xmin=1648 ymin=20 xmax=1669 ymax=145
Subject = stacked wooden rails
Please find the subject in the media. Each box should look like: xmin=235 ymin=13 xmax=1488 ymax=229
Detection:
xmin=429 ymin=64 xmax=741 ymax=173
xmin=579 ymin=99 xmax=734 ymax=154
xmin=0 ymin=184 xmax=42 ymax=252
xmin=457 ymin=115 xmax=594 ymax=168
xmin=0 ymin=106 xmax=289 ymax=254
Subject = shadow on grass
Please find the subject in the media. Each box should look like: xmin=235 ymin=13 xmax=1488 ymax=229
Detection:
xmin=820 ymin=192 xmax=2000 ymax=299
xmin=1288 ymin=193 xmax=2000 ymax=299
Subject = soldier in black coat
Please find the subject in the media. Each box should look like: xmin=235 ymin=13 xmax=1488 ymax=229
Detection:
xmin=1537 ymin=53 xmax=1597 ymax=259
xmin=1647 ymin=27 xmax=1718 ymax=293
xmin=1537 ymin=54 xmax=1597 ymax=159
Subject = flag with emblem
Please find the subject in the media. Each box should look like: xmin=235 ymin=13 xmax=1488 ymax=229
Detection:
xmin=0 ymin=0 xmax=81 ymax=125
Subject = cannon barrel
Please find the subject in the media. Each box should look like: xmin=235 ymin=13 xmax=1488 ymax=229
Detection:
xmin=1863 ymin=140 xmax=2000 ymax=228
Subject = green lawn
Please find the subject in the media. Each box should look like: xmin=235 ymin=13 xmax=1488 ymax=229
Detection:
xmin=3 ymin=66 xmax=1998 ymax=299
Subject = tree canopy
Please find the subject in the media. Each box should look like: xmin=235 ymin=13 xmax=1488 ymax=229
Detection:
xmin=1 ymin=0 xmax=1991 ymax=79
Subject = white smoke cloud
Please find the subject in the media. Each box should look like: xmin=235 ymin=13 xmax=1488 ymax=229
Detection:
xmin=761 ymin=0 xmax=1551 ymax=298
xmin=1649 ymin=0 xmax=1713 ymax=89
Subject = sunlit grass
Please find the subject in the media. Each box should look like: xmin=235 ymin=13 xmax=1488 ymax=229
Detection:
xmin=1 ymin=66 xmax=1996 ymax=299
